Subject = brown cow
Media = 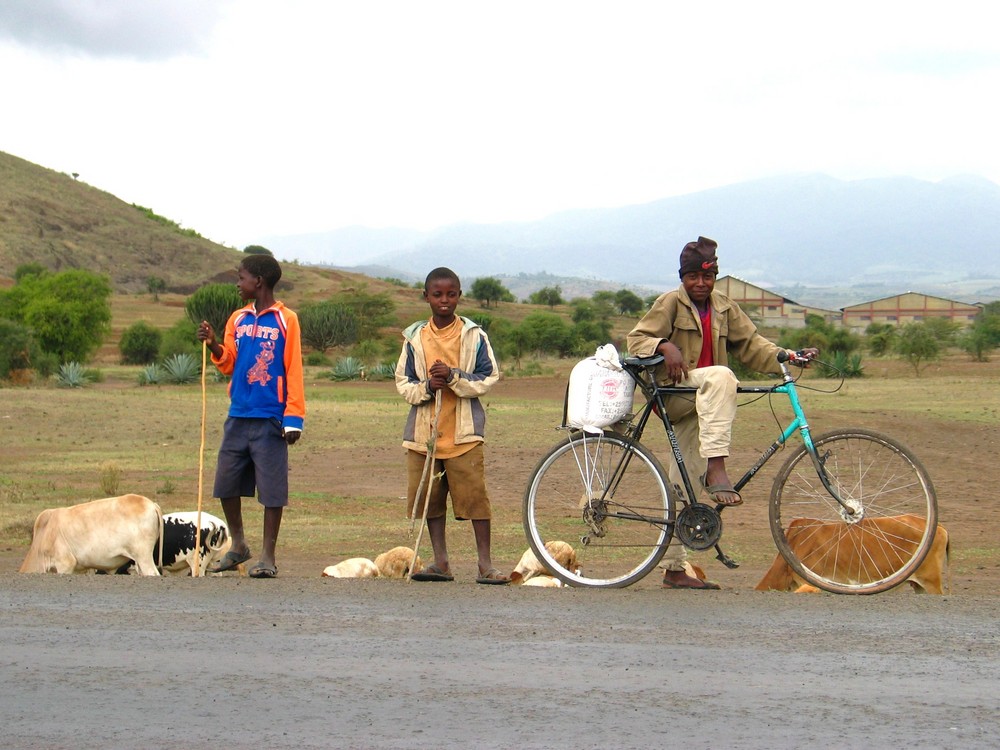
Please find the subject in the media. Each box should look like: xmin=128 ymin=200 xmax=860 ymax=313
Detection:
xmin=756 ymin=514 xmax=949 ymax=594
xmin=19 ymin=494 xmax=164 ymax=576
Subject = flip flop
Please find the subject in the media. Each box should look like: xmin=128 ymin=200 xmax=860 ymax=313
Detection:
xmin=410 ymin=563 xmax=454 ymax=582
xmin=248 ymin=561 xmax=277 ymax=578
xmin=207 ymin=548 xmax=252 ymax=573
xmin=476 ymin=567 xmax=511 ymax=585
xmin=700 ymin=473 xmax=743 ymax=507
xmin=705 ymin=483 xmax=743 ymax=506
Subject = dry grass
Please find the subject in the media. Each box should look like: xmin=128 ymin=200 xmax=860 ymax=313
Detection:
xmin=2 ymin=355 xmax=998 ymax=578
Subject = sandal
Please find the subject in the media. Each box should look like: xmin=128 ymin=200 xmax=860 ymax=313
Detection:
xmin=700 ymin=473 xmax=743 ymax=506
xmin=207 ymin=547 xmax=252 ymax=573
xmin=248 ymin=561 xmax=277 ymax=578
xmin=410 ymin=563 xmax=454 ymax=582
xmin=476 ymin=567 xmax=511 ymax=585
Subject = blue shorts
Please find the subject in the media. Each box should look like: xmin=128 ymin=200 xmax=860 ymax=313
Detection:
xmin=213 ymin=417 xmax=289 ymax=508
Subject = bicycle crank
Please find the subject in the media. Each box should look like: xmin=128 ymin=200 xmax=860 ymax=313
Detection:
xmin=675 ymin=502 xmax=723 ymax=551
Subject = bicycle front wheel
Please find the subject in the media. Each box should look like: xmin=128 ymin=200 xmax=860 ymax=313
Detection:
xmin=523 ymin=430 xmax=674 ymax=588
xmin=770 ymin=428 xmax=937 ymax=595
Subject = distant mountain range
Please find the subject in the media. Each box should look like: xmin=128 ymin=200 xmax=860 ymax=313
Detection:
xmin=262 ymin=174 xmax=1000 ymax=309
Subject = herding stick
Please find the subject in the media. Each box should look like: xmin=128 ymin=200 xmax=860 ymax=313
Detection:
xmin=193 ymin=340 xmax=208 ymax=577
xmin=408 ymin=388 xmax=442 ymax=579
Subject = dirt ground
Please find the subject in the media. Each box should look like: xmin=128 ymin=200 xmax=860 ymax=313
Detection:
xmin=2 ymin=375 xmax=999 ymax=749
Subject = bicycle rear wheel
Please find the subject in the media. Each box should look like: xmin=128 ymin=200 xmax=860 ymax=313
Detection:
xmin=770 ymin=428 xmax=937 ymax=594
xmin=523 ymin=430 xmax=674 ymax=588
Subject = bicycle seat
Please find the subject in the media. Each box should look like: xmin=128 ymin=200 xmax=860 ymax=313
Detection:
xmin=622 ymin=354 xmax=664 ymax=368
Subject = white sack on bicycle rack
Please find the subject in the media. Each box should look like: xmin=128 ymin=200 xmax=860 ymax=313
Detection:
xmin=565 ymin=345 xmax=635 ymax=435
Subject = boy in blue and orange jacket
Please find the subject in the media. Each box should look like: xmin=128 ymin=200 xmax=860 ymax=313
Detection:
xmin=197 ymin=254 xmax=305 ymax=578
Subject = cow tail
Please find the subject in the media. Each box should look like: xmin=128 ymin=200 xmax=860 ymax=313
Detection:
xmin=155 ymin=503 xmax=164 ymax=573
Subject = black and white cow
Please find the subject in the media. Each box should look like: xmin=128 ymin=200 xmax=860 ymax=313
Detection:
xmin=115 ymin=511 xmax=230 ymax=576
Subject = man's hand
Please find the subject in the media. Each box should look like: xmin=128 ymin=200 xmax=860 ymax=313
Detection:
xmin=284 ymin=429 xmax=301 ymax=445
xmin=787 ymin=347 xmax=820 ymax=366
xmin=656 ymin=340 xmax=688 ymax=384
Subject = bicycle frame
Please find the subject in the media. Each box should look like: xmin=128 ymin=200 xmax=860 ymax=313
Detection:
xmin=617 ymin=356 xmax=857 ymax=550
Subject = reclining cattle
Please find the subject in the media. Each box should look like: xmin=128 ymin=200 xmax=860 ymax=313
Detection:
xmin=19 ymin=494 xmax=164 ymax=576
xmin=755 ymin=514 xmax=949 ymax=594
xmin=114 ymin=511 xmax=231 ymax=577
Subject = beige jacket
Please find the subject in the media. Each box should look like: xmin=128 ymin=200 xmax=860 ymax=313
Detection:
xmin=627 ymin=285 xmax=784 ymax=381
xmin=395 ymin=317 xmax=500 ymax=453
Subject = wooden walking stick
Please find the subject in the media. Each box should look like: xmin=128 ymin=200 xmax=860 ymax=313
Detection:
xmin=408 ymin=389 xmax=442 ymax=579
xmin=193 ymin=340 xmax=208 ymax=577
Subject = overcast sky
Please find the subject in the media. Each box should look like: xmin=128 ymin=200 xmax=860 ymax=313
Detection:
xmin=2 ymin=0 xmax=998 ymax=250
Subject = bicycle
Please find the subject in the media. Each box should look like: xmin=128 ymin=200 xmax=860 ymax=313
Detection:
xmin=522 ymin=352 xmax=938 ymax=594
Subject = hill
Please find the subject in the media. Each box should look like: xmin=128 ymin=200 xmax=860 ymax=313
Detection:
xmin=0 ymin=150 xmax=413 ymax=309
xmin=263 ymin=174 xmax=1000 ymax=308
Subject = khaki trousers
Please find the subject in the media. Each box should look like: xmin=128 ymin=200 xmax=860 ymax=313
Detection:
xmin=659 ymin=365 xmax=738 ymax=571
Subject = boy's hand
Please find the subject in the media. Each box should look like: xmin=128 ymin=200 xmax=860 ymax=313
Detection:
xmin=284 ymin=429 xmax=301 ymax=445
xmin=196 ymin=321 xmax=217 ymax=346
xmin=428 ymin=360 xmax=451 ymax=391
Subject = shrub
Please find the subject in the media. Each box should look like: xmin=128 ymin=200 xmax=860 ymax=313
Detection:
xmin=299 ymin=301 xmax=360 ymax=352
xmin=162 ymin=353 xmax=200 ymax=384
xmin=160 ymin=318 xmax=200 ymax=359
xmin=305 ymin=351 xmax=332 ymax=367
xmin=119 ymin=321 xmax=163 ymax=365
xmin=0 ymin=319 xmax=41 ymax=380
xmin=467 ymin=313 xmax=493 ymax=331
xmin=99 ymin=461 xmax=123 ymax=496
xmin=56 ymin=361 xmax=90 ymax=388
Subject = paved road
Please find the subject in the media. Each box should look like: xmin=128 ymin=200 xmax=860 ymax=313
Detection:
xmin=1 ymin=574 xmax=997 ymax=749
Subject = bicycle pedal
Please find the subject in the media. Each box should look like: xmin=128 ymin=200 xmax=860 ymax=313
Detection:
xmin=715 ymin=549 xmax=740 ymax=569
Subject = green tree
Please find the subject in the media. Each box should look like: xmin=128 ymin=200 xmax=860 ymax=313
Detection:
xmin=919 ymin=317 xmax=961 ymax=346
xmin=865 ymin=323 xmax=897 ymax=357
xmin=0 ymin=319 xmax=43 ymax=379
xmin=519 ymin=312 xmax=575 ymax=357
xmin=781 ymin=314 xmax=859 ymax=355
xmin=895 ymin=322 xmax=940 ymax=376
xmin=528 ymin=286 xmax=565 ymax=308
xmin=572 ymin=319 xmax=613 ymax=354
xmin=4 ymin=270 xmax=113 ymax=363
xmin=243 ymin=244 xmax=274 ymax=256
xmin=326 ymin=289 xmax=396 ymax=340
xmin=146 ymin=276 xmax=167 ymax=302
xmin=299 ymin=301 xmax=360 ymax=352
xmin=959 ymin=303 xmax=1000 ymax=361
xmin=614 ymin=289 xmax=644 ymax=316
xmin=185 ymin=283 xmax=243 ymax=338
xmin=469 ymin=277 xmax=512 ymax=308
xmin=119 ymin=321 xmax=163 ymax=365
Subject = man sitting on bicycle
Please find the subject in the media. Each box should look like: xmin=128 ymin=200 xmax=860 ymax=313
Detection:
xmin=627 ymin=236 xmax=817 ymax=589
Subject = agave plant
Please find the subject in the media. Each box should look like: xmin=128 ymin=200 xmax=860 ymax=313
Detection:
xmin=138 ymin=363 xmax=164 ymax=385
xmin=366 ymin=361 xmax=396 ymax=381
xmin=162 ymin=353 xmax=200 ymax=384
xmin=56 ymin=361 xmax=90 ymax=388
xmin=331 ymin=356 xmax=363 ymax=381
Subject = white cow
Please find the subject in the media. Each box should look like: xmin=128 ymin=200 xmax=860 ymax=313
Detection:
xmin=115 ymin=511 xmax=230 ymax=576
xmin=19 ymin=494 xmax=163 ymax=576
xmin=322 ymin=558 xmax=381 ymax=578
